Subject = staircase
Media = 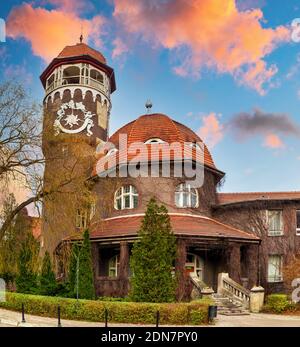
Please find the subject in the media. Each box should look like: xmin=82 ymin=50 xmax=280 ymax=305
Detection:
xmin=212 ymin=293 xmax=250 ymax=316
xmin=213 ymin=273 xmax=251 ymax=316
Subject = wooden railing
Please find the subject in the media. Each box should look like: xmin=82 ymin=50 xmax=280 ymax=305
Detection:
xmin=218 ymin=273 xmax=250 ymax=307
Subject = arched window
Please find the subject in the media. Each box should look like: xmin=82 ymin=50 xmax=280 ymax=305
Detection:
xmin=144 ymin=138 xmax=165 ymax=144
xmin=115 ymin=185 xmax=138 ymax=210
xmin=90 ymin=69 xmax=104 ymax=84
xmin=108 ymin=255 xmax=120 ymax=277
xmin=63 ymin=66 xmax=80 ymax=85
xmin=175 ymin=183 xmax=198 ymax=208
xmin=47 ymin=74 xmax=55 ymax=90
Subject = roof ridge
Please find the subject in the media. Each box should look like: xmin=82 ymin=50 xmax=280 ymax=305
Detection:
xmin=218 ymin=191 xmax=300 ymax=195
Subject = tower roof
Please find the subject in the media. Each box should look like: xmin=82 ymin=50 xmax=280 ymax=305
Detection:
xmin=40 ymin=42 xmax=116 ymax=93
xmin=57 ymin=43 xmax=106 ymax=64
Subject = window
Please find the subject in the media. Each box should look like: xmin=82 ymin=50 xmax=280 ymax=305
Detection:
xmin=115 ymin=185 xmax=138 ymax=210
xmin=175 ymin=183 xmax=198 ymax=208
xmin=108 ymin=255 xmax=120 ymax=277
xmin=144 ymin=138 xmax=165 ymax=144
xmin=62 ymin=66 xmax=80 ymax=85
xmin=296 ymin=210 xmax=300 ymax=235
xmin=75 ymin=209 xmax=88 ymax=229
xmin=267 ymin=210 xmax=283 ymax=236
xmin=90 ymin=69 xmax=104 ymax=84
xmin=268 ymin=255 xmax=283 ymax=282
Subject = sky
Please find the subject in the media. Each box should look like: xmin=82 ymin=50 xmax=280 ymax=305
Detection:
xmin=1 ymin=0 xmax=300 ymax=193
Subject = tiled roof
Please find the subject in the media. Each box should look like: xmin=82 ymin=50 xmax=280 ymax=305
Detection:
xmin=89 ymin=214 xmax=259 ymax=242
xmin=217 ymin=191 xmax=300 ymax=205
xmin=94 ymin=114 xmax=221 ymax=175
xmin=57 ymin=43 xmax=106 ymax=64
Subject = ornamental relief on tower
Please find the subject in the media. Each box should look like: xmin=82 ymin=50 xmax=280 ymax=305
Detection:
xmin=54 ymin=99 xmax=95 ymax=137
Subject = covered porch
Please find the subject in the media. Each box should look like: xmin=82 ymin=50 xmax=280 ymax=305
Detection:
xmin=89 ymin=213 xmax=261 ymax=299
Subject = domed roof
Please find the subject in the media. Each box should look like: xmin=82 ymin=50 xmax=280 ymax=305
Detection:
xmin=57 ymin=43 xmax=106 ymax=64
xmin=110 ymin=114 xmax=216 ymax=168
xmin=96 ymin=113 xmax=221 ymax=174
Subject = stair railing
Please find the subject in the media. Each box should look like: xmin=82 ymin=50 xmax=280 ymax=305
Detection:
xmin=217 ymin=273 xmax=250 ymax=308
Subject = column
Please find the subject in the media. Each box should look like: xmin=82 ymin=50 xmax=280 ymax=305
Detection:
xmin=119 ymin=241 xmax=130 ymax=296
xmin=175 ymin=239 xmax=187 ymax=301
xmin=245 ymin=244 xmax=259 ymax=289
xmin=228 ymin=244 xmax=241 ymax=283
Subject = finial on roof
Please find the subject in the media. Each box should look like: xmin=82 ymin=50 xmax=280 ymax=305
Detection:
xmin=79 ymin=24 xmax=83 ymax=43
xmin=145 ymin=99 xmax=153 ymax=114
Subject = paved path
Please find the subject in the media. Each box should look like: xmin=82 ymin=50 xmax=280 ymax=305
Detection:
xmin=0 ymin=308 xmax=300 ymax=327
xmin=215 ymin=313 xmax=300 ymax=327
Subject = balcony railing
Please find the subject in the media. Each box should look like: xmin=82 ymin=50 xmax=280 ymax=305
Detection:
xmin=46 ymin=76 xmax=109 ymax=95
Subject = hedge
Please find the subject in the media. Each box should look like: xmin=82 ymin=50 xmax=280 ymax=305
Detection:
xmin=263 ymin=294 xmax=296 ymax=314
xmin=0 ymin=292 xmax=211 ymax=325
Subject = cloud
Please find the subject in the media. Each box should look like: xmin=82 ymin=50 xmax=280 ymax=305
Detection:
xmin=6 ymin=3 xmax=106 ymax=62
xmin=263 ymin=133 xmax=285 ymax=149
xmin=4 ymin=64 xmax=33 ymax=85
xmin=228 ymin=108 xmax=300 ymax=140
xmin=112 ymin=37 xmax=129 ymax=59
xmin=44 ymin=0 xmax=94 ymax=14
xmin=112 ymin=0 xmax=289 ymax=94
xmin=197 ymin=112 xmax=224 ymax=148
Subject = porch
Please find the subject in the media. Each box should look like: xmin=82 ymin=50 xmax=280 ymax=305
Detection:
xmin=90 ymin=237 xmax=260 ymax=299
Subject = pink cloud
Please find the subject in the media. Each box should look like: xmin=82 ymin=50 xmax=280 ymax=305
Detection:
xmin=197 ymin=112 xmax=224 ymax=148
xmin=6 ymin=3 xmax=105 ymax=62
xmin=112 ymin=0 xmax=289 ymax=94
xmin=263 ymin=133 xmax=285 ymax=149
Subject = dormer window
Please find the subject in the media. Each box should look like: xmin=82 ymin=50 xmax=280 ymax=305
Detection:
xmin=145 ymin=138 xmax=165 ymax=144
xmin=190 ymin=142 xmax=202 ymax=151
xmin=106 ymin=148 xmax=118 ymax=156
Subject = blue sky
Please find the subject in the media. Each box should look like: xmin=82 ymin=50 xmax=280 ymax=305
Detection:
xmin=1 ymin=0 xmax=300 ymax=193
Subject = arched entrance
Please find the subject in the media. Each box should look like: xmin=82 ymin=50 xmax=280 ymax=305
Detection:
xmin=185 ymin=253 xmax=204 ymax=280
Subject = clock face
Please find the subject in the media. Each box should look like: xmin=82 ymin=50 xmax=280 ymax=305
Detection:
xmin=54 ymin=100 xmax=95 ymax=136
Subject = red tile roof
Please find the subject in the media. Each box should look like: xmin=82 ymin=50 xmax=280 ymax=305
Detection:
xmin=217 ymin=191 xmax=300 ymax=205
xmin=57 ymin=43 xmax=106 ymax=64
xmin=89 ymin=214 xmax=259 ymax=242
xmin=94 ymin=114 xmax=222 ymax=176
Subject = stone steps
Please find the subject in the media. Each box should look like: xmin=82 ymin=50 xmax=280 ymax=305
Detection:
xmin=212 ymin=294 xmax=250 ymax=316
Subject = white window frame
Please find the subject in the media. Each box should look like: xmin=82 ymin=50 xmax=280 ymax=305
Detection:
xmin=175 ymin=183 xmax=199 ymax=208
xmin=144 ymin=138 xmax=166 ymax=144
xmin=296 ymin=210 xmax=300 ymax=236
xmin=268 ymin=255 xmax=283 ymax=283
xmin=114 ymin=185 xmax=138 ymax=210
xmin=108 ymin=254 xmax=120 ymax=278
xmin=75 ymin=209 xmax=89 ymax=229
xmin=266 ymin=210 xmax=283 ymax=236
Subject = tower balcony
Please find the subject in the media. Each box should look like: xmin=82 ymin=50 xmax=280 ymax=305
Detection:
xmin=45 ymin=63 xmax=111 ymax=99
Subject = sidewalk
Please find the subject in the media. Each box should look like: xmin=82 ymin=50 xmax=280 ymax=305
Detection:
xmin=0 ymin=308 xmax=153 ymax=327
xmin=1 ymin=308 xmax=300 ymax=327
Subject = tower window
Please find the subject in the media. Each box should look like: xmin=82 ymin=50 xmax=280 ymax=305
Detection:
xmin=90 ymin=69 xmax=104 ymax=84
xmin=114 ymin=185 xmax=138 ymax=210
xmin=175 ymin=183 xmax=198 ymax=208
xmin=63 ymin=66 xmax=80 ymax=85
xmin=47 ymin=74 xmax=55 ymax=90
